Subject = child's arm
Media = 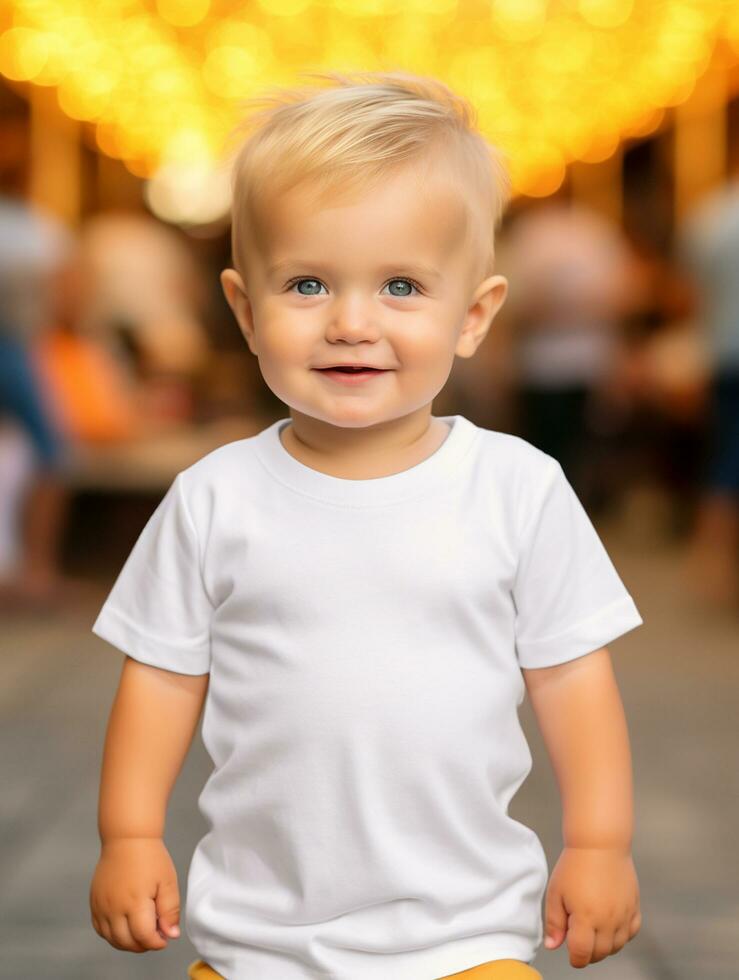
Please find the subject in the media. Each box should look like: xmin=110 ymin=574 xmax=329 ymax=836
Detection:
xmin=522 ymin=646 xmax=642 ymax=969
xmin=98 ymin=655 xmax=209 ymax=840
xmin=90 ymin=655 xmax=209 ymax=953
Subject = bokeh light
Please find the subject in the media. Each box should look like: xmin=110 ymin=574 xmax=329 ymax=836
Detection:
xmin=1 ymin=0 xmax=737 ymax=211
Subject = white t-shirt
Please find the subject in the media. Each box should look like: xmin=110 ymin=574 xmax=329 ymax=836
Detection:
xmin=91 ymin=414 xmax=643 ymax=980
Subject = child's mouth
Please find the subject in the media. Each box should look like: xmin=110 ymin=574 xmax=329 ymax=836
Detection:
xmin=315 ymin=367 xmax=388 ymax=384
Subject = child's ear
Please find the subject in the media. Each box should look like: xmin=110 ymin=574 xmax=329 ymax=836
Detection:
xmin=220 ymin=268 xmax=257 ymax=355
xmin=456 ymin=274 xmax=508 ymax=359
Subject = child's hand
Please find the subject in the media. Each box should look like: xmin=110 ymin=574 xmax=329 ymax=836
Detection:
xmin=90 ymin=838 xmax=182 ymax=953
xmin=542 ymin=846 xmax=642 ymax=969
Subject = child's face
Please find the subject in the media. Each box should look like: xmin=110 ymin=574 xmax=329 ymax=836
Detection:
xmin=221 ymin=162 xmax=507 ymax=431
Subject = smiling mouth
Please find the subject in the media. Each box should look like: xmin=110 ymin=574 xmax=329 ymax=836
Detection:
xmin=317 ymin=367 xmax=385 ymax=373
xmin=314 ymin=366 xmax=390 ymax=383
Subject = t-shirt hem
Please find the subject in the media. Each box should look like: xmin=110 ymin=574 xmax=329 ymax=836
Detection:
xmin=193 ymin=933 xmax=537 ymax=980
xmin=91 ymin=603 xmax=211 ymax=675
xmin=516 ymin=593 xmax=643 ymax=669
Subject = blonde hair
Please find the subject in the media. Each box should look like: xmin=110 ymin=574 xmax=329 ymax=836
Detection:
xmin=223 ymin=69 xmax=511 ymax=284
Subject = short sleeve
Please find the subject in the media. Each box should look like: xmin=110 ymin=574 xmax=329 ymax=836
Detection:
xmin=512 ymin=457 xmax=643 ymax=669
xmin=91 ymin=472 xmax=213 ymax=675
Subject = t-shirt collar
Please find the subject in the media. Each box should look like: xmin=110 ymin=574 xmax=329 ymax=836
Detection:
xmin=253 ymin=414 xmax=478 ymax=507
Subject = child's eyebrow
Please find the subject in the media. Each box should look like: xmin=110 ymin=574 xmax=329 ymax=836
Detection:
xmin=267 ymin=259 xmax=442 ymax=281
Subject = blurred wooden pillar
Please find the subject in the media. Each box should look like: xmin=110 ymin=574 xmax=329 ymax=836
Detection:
xmin=28 ymin=84 xmax=80 ymax=226
xmin=568 ymin=146 xmax=623 ymax=226
xmin=673 ymin=55 xmax=728 ymax=224
xmin=96 ymin=150 xmax=146 ymax=211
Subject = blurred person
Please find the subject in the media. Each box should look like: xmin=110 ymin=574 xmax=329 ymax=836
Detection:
xmin=621 ymin=244 xmax=711 ymax=535
xmin=75 ymin=209 xmax=211 ymax=379
xmin=1 ymin=208 xmax=203 ymax=612
xmin=0 ymin=192 xmax=77 ymax=611
xmin=29 ymin=249 xmax=143 ymax=446
xmin=0 ymin=317 xmax=70 ymax=605
xmin=676 ymin=174 xmax=739 ymax=607
xmin=496 ymin=200 xmax=647 ymax=513
xmin=70 ymin=210 xmax=217 ymax=430
xmin=638 ymin=321 xmax=711 ymax=532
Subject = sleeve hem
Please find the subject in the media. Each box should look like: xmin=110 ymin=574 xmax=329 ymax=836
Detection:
xmin=91 ymin=603 xmax=211 ymax=676
xmin=516 ymin=594 xmax=643 ymax=669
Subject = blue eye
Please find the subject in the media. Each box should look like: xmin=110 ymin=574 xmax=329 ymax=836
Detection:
xmin=385 ymin=279 xmax=419 ymax=297
xmin=290 ymin=278 xmax=325 ymax=296
xmin=286 ymin=277 xmax=421 ymax=296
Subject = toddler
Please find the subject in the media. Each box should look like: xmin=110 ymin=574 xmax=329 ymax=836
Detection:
xmin=89 ymin=71 xmax=644 ymax=979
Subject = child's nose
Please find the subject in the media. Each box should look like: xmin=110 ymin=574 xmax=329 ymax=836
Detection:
xmin=325 ymin=295 xmax=383 ymax=340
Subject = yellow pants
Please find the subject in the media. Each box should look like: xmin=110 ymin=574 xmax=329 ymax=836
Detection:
xmin=188 ymin=957 xmax=543 ymax=979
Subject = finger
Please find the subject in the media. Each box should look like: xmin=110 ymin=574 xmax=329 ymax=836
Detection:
xmin=155 ymin=877 xmax=181 ymax=937
xmin=128 ymin=903 xmax=168 ymax=951
xmin=544 ymin=888 xmax=568 ymax=949
xmin=590 ymin=927 xmax=613 ymax=964
xmin=109 ymin=912 xmax=147 ymax=953
xmin=567 ymin=915 xmax=596 ymax=969
xmin=629 ymin=909 xmax=642 ymax=938
xmin=100 ymin=916 xmax=126 ymax=952
xmin=157 ymin=915 xmax=181 ymax=939
xmin=97 ymin=917 xmax=114 ymax=947
xmin=611 ymin=924 xmax=630 ymax=955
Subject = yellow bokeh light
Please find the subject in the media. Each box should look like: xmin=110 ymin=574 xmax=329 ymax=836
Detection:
xmin=127 ymin=156 xmax=152 ymax=178
xmin=257 ymin=0 xmax=313 ymax=18
xmin=0 ymin=27 xmax=49 ymax=80
xmin=492 ymin=0 xmax=548 ymax=43
xmin=579 ymin=130 xmax=621 ymax=164
xmin=57 ymin=72 xmax=111 ymax=120
xmin=0 ymin=0 xmax=736 ymax=204
xmin=157 ymin=0 xmax=211 ymax=29
xmin=578 ymin=0 xmax=635 ymax=30
xmin=202 ymin=44 xmax=273 ymax=97
xmin=204 ymin=19 xmax=272 ymax=56
xmin=164 ymin=125 xmax=215 ymax=166
xmin=95 ymin=121 xmax=122 ymax=158
xmin=28 ymin=31 xmax=70 ymax=86
xmin=622 ymin=105 xmax=666 ymax=138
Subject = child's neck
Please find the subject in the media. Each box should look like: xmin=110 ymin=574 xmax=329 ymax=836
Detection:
xmin=279 ymin=417 xmax=451 ymax=480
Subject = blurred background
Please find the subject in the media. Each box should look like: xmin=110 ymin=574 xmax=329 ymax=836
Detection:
xmin=1 ymin=1 xmax=738 ymax=978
